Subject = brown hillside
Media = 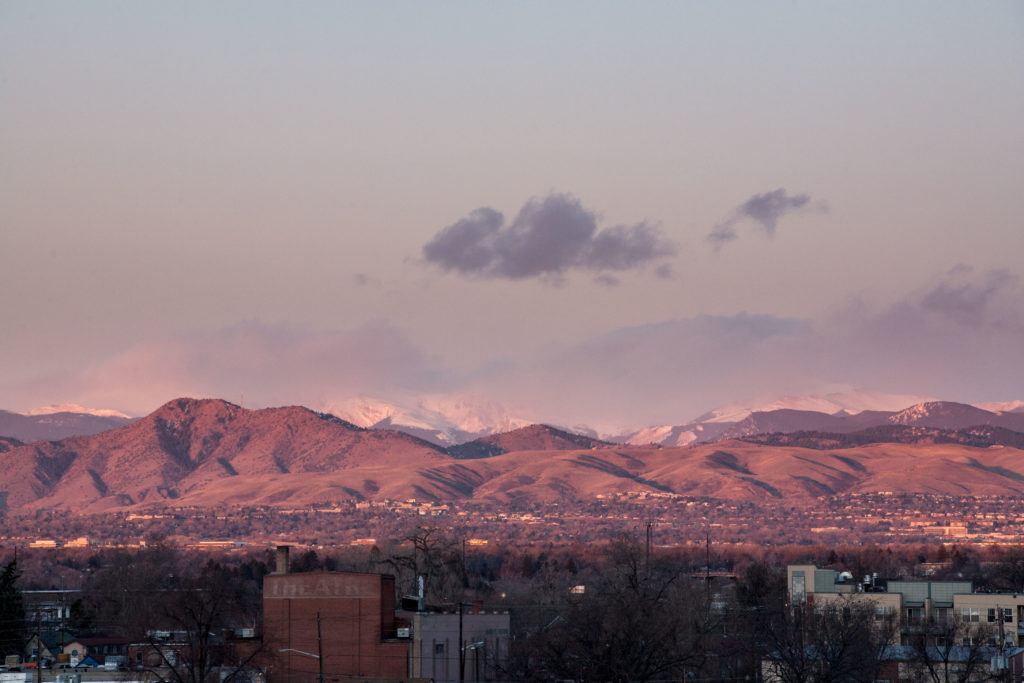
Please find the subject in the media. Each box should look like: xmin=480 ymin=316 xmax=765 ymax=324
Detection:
xmin=887 ymin=401 xmax=1024 ymax=431
xmin=0 ymin=397 xmax=447 ymax=512
xmin=4 ymin=399 xmax=1024 ymax=512
xmin=447 ymin=424 xmax=611 ymax=459
xmin=137 ymin=441 xmax=1024 ymax=509
xmin=0 ymin=436 xmax=22 ymax=453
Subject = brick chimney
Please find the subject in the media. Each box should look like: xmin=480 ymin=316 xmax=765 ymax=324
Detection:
xmin=276 ymin=545 xmax=290 ymax=574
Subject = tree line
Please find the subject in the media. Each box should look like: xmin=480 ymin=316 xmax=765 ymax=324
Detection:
xmin=6 ymin=533 xmax=1024 ymax=681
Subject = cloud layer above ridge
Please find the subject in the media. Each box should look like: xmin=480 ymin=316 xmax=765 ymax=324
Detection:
xmin=3 ymin=266 xmax=1019 ymax=432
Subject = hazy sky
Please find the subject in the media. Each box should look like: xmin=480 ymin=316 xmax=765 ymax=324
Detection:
xmin=2 ymin=2 xmax=1022 ymax=430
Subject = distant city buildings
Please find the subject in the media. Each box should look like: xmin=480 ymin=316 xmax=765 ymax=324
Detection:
xmin=789 ymin=563 xmax=1024 ymax=647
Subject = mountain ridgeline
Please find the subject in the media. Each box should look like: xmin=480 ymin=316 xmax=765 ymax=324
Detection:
xmin=625 ymin=401 xmax=1024 ymax=446
xmin=447 ymin=423 xmax=611 ymax=459
xmin=0 ymin=397 xmax=1023 ymax=513
xmin=0 ymin=409 xmax=134 ymax=443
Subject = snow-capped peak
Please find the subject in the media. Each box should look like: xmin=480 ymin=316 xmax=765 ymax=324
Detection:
xmin=326 ymin=396 xmax=401 ymax=428
xmin=321 ymin=394 xmax=533 ymax=445
xmin=20 ymin=403 xmax=132 ymax=419
xmin=975 ymin=400 xmax=1024 ymax=414
xmin=692 ymin=390 xmax=935 ymax=424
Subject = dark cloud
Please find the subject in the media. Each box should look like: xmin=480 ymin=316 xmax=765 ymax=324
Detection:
xmin=423 ymin=193 xmax=676 ymax=282
xmin=709 ymin=188 xmax=820 ymax=250
xmin=492 ymin=194 xmax=598 ymax=279
xmin=421 ymin=207 xmax=503 ymax=274
xmin=738 ymin=189 xmax=812 ymax=235
xmin=586 ymin=223 xmax=674 ymax=271
xmin=921 ymin=265 xmax=1017 ymax=326
xmin=706 ymin=222 xmax=739 ymax=250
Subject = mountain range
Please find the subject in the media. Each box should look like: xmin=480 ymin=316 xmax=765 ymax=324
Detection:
xmin=7 ymin=393 xmax=1023 ymax=448
xmin=324 ymin=395 xmax=534 ymax=445
xmin=0 ymin=408 xmax=135 ymax=443
xmin=2 ymin=397 xmax=1024 ymax=514
xmin=622 ymin=400 xmax=1024 ymax=446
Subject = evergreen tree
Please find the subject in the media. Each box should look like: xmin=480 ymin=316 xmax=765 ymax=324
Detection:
xmin=0 ymin=559 xmax=26 ymax=658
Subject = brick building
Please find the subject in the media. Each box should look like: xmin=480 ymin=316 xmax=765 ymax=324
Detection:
xmin=263 ymin=570 xmax=410 ymax=682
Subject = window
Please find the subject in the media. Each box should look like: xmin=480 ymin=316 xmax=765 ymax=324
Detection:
xmin=962 ymin=607 xmax=980 ymax=622
xmin=875 ymin=605 xmax=893 ymax=621
xmin=792 ymin=572 xmax=806 ymax=605
xmin=934 ymin=607 xmax=951 ymax=624
xmin=906 ymin=607 xmax=924 ymax=624
xmin=434 ymin=643 xmax=445 ymax=655
xmin=985 ymin=607 xmax=1012 ymax=623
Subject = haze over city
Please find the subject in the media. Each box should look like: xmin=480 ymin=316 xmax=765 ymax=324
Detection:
xmin=2 ymin=2 xmax=1022 ymax=432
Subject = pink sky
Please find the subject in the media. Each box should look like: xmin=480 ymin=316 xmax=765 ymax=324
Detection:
xmin=1 ymin=2 xmax=1022 ymax=429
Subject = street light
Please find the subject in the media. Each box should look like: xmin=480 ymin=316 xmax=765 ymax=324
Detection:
xmin=278 ymin=610 xmax=324 ymax=683
xmin=464 ymin=642 xmax=484 ymax=683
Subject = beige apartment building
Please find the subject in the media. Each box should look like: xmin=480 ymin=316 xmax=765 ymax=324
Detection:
xmin=788 ymin=564 xmax=1024 ymax=646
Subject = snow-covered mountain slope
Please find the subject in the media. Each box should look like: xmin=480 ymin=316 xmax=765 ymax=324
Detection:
xmin=975 ymin=400 xmax=1024 ymax=414
xmin=21 ymin=403 xmax=132 ymax=419
xmin=693 ymin=390 xmax=936 ymax=423
xmin=0 ymin=407 xmax=135 ymax=442
xmin=887 ymin=401 xmax=1024 ymax=431
xmin=621 ymin=390 xmax=938 ymax=446
xmin=322 ymin=395 xmax=532 ymax=445
xmin=319 ymin=391 xmax=1023 ymax=447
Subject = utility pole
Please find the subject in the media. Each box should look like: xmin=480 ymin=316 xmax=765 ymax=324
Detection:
xmin=458 ymin=602 xmax=465 ymax=683
xmin=59 ymin=576 xmax=66 ymax=653
xmin=317 ymin=610 xmax=324 ymax=683
xmin=462 ymin=537 xmax=467 ymax=585
xmin=705 ymin=522 xmax=712 ymax=618
xmin=36 ymin=613 xmax=42 ymax=683
xmin=645 ymin=520 xmax=655 ymax=576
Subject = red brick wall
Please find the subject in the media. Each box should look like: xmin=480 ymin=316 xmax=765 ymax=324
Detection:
xmin=264 ymin=573 xmax=408 ymax=681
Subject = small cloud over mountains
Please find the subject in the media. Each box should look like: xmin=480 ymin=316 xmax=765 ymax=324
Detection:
xmin=708 ymin=188 xmax=823 ymax=250
xmin=423 ymin=193 xmax=676 ymax=283
xmin=921 ymin=265 xmax=1018 ymax=327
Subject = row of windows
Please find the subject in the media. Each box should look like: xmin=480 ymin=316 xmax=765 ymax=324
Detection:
xmin=871 ymin=604 xmax=1015 ymax=623
xmin=958 ymin=607 xmax=1012 ymax=622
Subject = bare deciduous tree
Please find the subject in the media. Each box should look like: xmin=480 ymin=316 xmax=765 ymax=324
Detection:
xmin=762 ymin=599 xmax=897 ymax=683
xmin=508 ymin=538 xmax=710 ymax=682
xmin=905 ymin=614 xmax=999 ymax=683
